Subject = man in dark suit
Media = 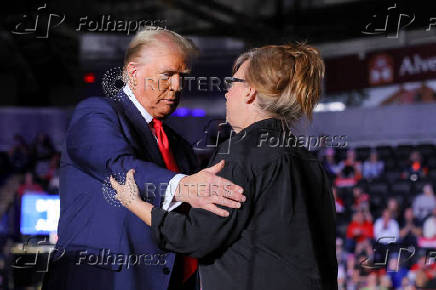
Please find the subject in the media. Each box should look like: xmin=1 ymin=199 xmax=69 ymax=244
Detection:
xmin=41 ymin=28 xmax=245 ymax=290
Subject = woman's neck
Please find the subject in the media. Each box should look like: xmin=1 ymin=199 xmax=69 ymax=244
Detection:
xmin=233 ymin=113 xmax=272 ymax=133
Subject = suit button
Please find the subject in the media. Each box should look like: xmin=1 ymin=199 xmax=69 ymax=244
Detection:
xmin=163 ymin=267 xmax=170 ymax=275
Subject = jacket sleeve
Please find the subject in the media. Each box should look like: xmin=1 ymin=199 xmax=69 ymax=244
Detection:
xmin=151 ymin=160 xmax=253 ymax=258
xmin=66 ymin=97 xmax=176 ymax=207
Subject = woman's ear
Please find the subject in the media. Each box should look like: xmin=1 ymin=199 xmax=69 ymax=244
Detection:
xmin=245 ymin=87 xmax=256 ymax=104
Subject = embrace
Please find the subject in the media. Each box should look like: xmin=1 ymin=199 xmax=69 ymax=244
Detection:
xmin=42 ymin=27 xmax=338 ymax=290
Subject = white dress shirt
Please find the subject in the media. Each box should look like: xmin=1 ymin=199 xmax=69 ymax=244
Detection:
xmin=423 ymin=217 xmax=436 ymax=238
xmin=123 ymin=85 xmax=184 ymax=211
xmin=374 ymin=218 xmax=399 ymax=244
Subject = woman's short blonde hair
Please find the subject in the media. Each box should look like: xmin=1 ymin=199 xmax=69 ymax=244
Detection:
xmin=233 ymin=43 xmax=325 ymax=123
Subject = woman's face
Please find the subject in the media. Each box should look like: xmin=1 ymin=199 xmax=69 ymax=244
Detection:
xmin=225 ymin=61 xmax=250 ymax=131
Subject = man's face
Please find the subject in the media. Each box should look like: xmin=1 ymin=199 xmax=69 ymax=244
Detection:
xmin=130 ymin=41 xmax=189 ymax=119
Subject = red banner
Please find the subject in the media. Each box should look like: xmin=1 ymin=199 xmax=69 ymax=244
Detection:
xmin=325 ymin=43 xmax=436 ymax=93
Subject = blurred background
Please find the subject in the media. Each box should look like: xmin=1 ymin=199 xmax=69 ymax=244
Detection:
xmin=1 ymin=0 xmax=436 ymax=289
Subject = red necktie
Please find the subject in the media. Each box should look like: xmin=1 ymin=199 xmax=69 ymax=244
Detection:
xmin=151 ymin=118 xmax=198 ymax=283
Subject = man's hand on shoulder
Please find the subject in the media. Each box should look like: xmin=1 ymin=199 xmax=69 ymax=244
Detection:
xmin=174 ymin=160 xmax=246 ymax=217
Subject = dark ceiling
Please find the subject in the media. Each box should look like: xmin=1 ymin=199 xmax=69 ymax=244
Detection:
xmin=1 ymin=0 xmax=434 ymax=106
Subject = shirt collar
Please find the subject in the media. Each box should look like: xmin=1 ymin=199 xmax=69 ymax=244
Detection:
xmin=123 ymin=85 xmax=153 ymax=124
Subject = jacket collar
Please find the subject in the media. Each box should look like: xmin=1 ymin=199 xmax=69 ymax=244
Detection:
xmin=113 ymin=90 xmax=166 ymax=168
xmin=232 ymin=118 xmax=285 ymax=141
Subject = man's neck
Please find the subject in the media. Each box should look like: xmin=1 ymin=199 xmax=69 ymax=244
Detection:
xmin=123 ymin=85 xmax=153 ymax=123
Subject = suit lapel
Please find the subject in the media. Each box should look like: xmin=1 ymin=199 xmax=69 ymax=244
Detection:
xmin=112 ymin=91 xmax=166 ymax=168
xmin=111 ymin=90 xmax=196 ymax=174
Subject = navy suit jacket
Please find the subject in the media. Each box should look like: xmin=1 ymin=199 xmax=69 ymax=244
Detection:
xmin=46 ymin=90 xmax=198 ymax=290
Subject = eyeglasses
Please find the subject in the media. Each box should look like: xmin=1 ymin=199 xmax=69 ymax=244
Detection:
xmin=224 ymin=77 xmax=246 ymax=90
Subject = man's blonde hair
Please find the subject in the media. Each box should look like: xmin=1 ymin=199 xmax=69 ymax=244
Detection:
xmin=123 ymin=26 xmax=198 ymax=71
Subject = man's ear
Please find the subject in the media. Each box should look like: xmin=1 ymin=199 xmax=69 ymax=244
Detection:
xmin=245 ymin=87 xmax=256 ymax=104
xmin=126 ymin=62 xmax=137 ymax=77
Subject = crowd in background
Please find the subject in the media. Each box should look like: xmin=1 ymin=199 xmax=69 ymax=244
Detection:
xmin=6 ymin=133 xmax=60 ymax=196
xmin=319 ymin=145 xmax=436 ymax=289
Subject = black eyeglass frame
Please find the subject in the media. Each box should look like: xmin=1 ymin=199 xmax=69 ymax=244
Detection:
xmin=224 ymin=77 xmax=246 ymax=90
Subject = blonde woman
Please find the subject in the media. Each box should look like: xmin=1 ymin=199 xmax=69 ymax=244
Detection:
xmin=112 ymin=43 xmax=338 ymax=290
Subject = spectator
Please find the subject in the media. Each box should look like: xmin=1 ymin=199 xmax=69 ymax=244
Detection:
xmin=32 ymin=133 xmax=56 ymax=183
xmin=362 ymin=150 xmax=384 ymax=180
xmin=17 ymin=172 xmax=44 ymax=197
xmin=349 ymin=264 xmax=362 ymax=289
xmin=387 ymin=254 xmax=409 ymax=289
xmin=346 ymin=253 xmax=356 ymax=284
xmin=415 ymin=81 xmax=436 ymax=103
xmin=321 ymin=147 xmax=340 ymax=180
xmin=399 ymin=208 xmax=422 ymax=247
xmin=359 ymin=272 xmax=377 ymax=290
xmin=333 ymin=186 xmax=345 ymax=213
xmin=413 ymin=183 xmax=436 ymax=222
xmin=379 ymin=274 xmax=393 ymax=289
xmin=336 ymin=237 xmax=346 ymax=263
xmin=8 ymin=134 xmax=31 ymax=173
xmin=336 ymin=149 xmax=362 ymax=187
xmin=423 ymin=208 xmax=436 ymax=239
xmin=404 ymin=151 xmax=428 ymax=181
xmin=374 ymin=209 xmax=399 ymax=244
xmin=400 ymin=276 xmax=416 ymax=290
xmin=346 ymin=210 xmax=374 ymax=253
xmin=32 ymin=133 xmax=55 ymax=160
xmin=410 ymin=255 xmax=427 ymax=287
xmin=337 ymin=263 xmax=346 ymax=289
xmin=381 ymin=84 xmax=416 ymax=105
xmin=354 ymin=253 xmax=373 ymax=287
xmin=46 ymin=153 xmax=60 ymax=194
xmin=352 ymin=186 xmax=370 ymax=211
xmin=336 ymin=237 xmax=348 ymax=286
xmin=387 ymin=197 xmax=401 ymax=220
